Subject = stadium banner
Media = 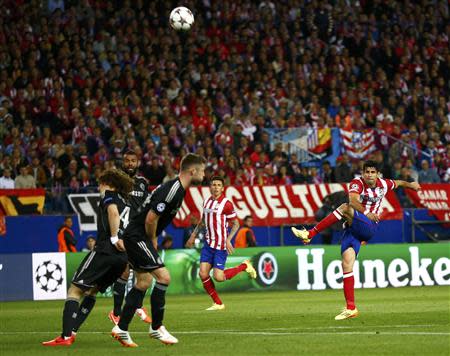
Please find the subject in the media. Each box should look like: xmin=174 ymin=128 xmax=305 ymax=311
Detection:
xmin=32 ymin=252 xmax=67 ymax=301
xmin=65 ymin=244 xmax=449 ymax=297
xmin=0 ymin=189 xmax=46 ymax=215
xmin=67 ymin=193 xmax=101 ymax=232
xmin=68 ymin=184 xmax=402 ymax=231
xmin=340 ymin=128 xmax=376 ymax=159
xmin=0 ymin=254 xmax=33 ymax=301
xmin=173 ymin=184 xmax=403 ymax=227
xmin=404 ymin=183 xmax=450 ymax=224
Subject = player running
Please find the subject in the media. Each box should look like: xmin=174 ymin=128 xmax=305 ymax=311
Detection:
xmin=42 ymin=169 xmax=133 ymax=346
xmin=185 ymin=176 xmax=257 ymax=310
xmin=291 ymin=160 xmax=421 ymax=320
xmin=109 ymin=150 xmax=151 ymax=326
xmin=111 ymin=153 xmax=206 ymax=347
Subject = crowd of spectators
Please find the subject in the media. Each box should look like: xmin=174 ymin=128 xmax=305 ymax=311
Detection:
xmin=0 ymin=0 xmax=449 ymax=213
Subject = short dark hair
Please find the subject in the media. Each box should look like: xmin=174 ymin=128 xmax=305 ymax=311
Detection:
xmin=123 ymin=150 xmax=138 ymax=157
xmin=210 ymin=176 xmax=224 ymax=185
xmin=244 ymin=215 xmax=253 ymax=221
xmin=363 ymin=160 xmax=379 ymax=172
xmin=98 ymin=169 xmax=134 ymax=196
xmin=180 ymin=153 xmax=206 ymax=171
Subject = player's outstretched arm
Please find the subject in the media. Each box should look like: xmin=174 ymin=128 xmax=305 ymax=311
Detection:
xmin=145 ymin=210 xmax=160 ymax=249
xmin=107 ymin=204 xmax=125 ymax=251
xmin=185 ymin=219 xmax=204 ymax=248
xmin=394 ymin=180 xmax=421 ymax=191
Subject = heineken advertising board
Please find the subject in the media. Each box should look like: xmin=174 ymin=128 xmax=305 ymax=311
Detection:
xmin=65 ymin=243 xmax=450 ymax=296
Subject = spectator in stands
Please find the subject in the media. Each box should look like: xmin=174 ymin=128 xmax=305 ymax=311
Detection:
xmin=321 ymin=161 xmax=335 ymax=183
xmin=0 ymin=168 xmax=14 ymax=189
xmin=143 ymin=156 xmax=166 ymax=186
xmin=334 ymin=154 xmax=353 ymax=183
xmin=418 ymin=160 xmax=441 ymax=183
xmin=388 ymin=132 xmax=415 ymax=166
xmin=235 ymin=216 xmax=256 ymax=248
xmin=14 ymin=165 xmax=36 ymax=189
xmin=81 ymin=235 xmax=96 ymax=252
xmin=57 ymin=216 xmax=77 ymax=252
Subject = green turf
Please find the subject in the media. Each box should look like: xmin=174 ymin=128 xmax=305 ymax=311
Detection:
xmin=0 ymin=286 xmax=449 ymax=355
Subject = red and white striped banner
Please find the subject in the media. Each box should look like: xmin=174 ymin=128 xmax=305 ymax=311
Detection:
xmin=340 ymin=128 xmax=376 ymax=159
xmin=173 ymin=183 xmax=403 ymax=227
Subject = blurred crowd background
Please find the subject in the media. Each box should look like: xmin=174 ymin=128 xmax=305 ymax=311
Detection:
xmin=0 ymin=0 xmax=448 ymax=213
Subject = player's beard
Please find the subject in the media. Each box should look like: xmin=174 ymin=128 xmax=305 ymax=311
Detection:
xmin=124 ymin=167 xmax=137 ymax=177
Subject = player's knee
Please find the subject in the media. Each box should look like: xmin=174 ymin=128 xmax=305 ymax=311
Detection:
xmin=157 ymin=274 xmax=171 ymax=285
xmin=121 ymin=269 xmax=130 ymax=280
xmin=213 ymin=271 xmax=225 ymax=282
xmin=67 ymin=284 xmax=83 ymax=299
xmin=338 ymin=203 xmax=350 ymax=214
xmin=199 ymin=270 xmax=209 ymax=280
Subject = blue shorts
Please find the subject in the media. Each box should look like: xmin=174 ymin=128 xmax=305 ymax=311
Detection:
xmin=200 ymin=244 xmax=228 ymax=270
xmin=340 ymin=211 xmax=377 ymax=255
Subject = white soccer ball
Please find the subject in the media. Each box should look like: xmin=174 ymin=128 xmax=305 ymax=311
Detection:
xmin=169 ymin=7 xmax=194 ymax=31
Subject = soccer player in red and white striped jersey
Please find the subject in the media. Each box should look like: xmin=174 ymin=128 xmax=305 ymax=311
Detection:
xmin=292 ymin=160 xmax=421 ymax=320
xmin=186 ymin=176 xmax=257 ymax=310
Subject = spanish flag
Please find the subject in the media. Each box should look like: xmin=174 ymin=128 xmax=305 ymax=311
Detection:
xmin=307 ymin=128 xmax=332 ymax=155
xmin=0 ymin=189 xmax=46 ymax=215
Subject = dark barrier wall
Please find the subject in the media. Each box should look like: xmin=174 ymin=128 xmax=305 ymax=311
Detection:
xmin=0 ymin=211 xmax=441 ymax=254
xmin=0 ymin=215 xmax=81 ymax=253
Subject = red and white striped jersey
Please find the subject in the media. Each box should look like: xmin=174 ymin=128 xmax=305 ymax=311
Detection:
xmin=348 ymin=177 xmax=396 ymax=216
xmin=202 ymin=194 xmax=237 ymax=250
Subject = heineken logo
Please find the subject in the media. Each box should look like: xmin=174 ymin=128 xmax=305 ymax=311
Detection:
xmin=296 ymin=246 xmax=450 ymax=290
xmin=257 ymin=252 xmax=278 ymax=286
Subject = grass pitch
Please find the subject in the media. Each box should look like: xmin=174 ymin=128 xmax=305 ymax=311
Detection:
xmin=0 ymin=286 xmax=449 ymax=355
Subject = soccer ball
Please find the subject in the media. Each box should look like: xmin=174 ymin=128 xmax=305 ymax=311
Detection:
xmin=169 ymin=7 xmax=194 ymax=31
xmin=35 ymin=260 xmax=64 ymax=293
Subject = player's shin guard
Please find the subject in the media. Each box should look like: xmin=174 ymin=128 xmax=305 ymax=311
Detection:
xmin=72 ymin=295 xmax=96 ymax=332
xmin=309 ymin=209 xmax=343 ymax=238
xmin=343 ymin=271 xmax=356 ymax=310
xmin=201 ymin=277 xmax=222 ymax=305
xmin=113 ymin=278 xmax=127 ymax=316
xmin=224 ymin=263 xmax=246 ymax=280
xmin=151 ymin=282 xmax=168 ymax=330
xmin=62 ymin=298 xmax=79 ymax=338
xmin=118 ymin=287 xmax=145 ymax=331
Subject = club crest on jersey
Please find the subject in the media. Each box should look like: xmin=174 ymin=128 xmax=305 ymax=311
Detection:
xmin=350 ymin=183 xmax=359 ymax=191
xmin=157 ymin=203 xmax=166 ymax=213
xmin=140 ymin=183 xmax=146 ymax=191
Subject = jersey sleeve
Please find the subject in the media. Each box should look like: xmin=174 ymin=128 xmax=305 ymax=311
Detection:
xmin=148 ymin=185 xmax=170 ymax=216
xmin=102 ymin=190 xmax=119 ymax=208
xmin=223 ymin=200 xmax=237 ymax=220
xmin=385 ymin=178 xmax=396 ymax=191
xmin=348 ymin=179 xmax=363 ymax=194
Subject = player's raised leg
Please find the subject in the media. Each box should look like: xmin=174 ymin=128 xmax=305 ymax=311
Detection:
xmin=291 ymin=203 xmax=353 ymax=243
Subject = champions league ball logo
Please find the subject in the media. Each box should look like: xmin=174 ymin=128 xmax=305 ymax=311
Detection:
xmin=35 ymin=260 xmax=64 ymax=293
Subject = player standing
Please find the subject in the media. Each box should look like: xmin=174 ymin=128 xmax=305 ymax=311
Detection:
xmin=42 ymin=169 xmax=133 ymax=346
xmin=111 ymin=153 xmax=206 ymax=347
xmin=185 ymin=176 xmax=257 ymax=310
xmin=109 ymin=150 xmax=151 ymax=325
xmin=292 ymin=160 xmax=421 ymax=320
